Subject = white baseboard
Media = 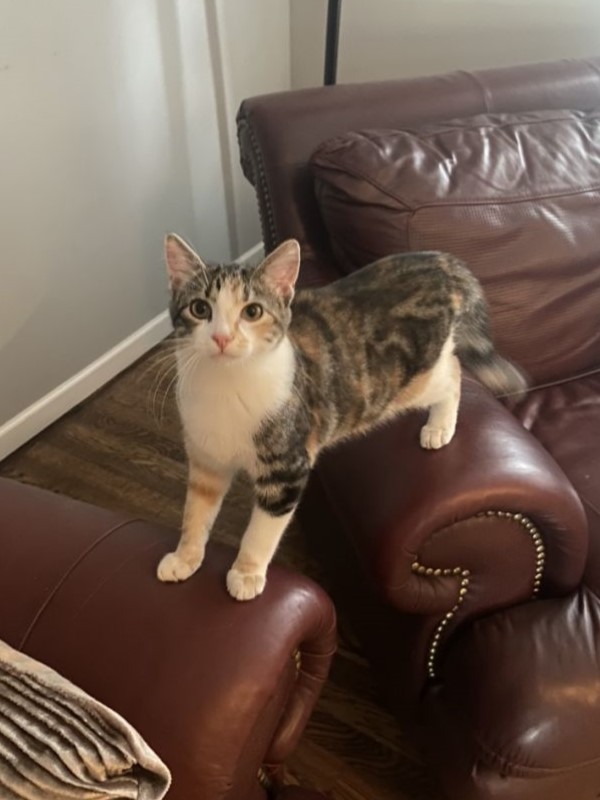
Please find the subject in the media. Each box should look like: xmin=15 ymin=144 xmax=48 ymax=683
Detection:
xmin=0 ymin=311 xmax=172 ymax=461
xmin=0 ymin=241 xmax=264 ymax=461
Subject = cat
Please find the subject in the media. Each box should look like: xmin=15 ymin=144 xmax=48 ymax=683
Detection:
xmin=157 ymin=234 xmax=526 ymax=601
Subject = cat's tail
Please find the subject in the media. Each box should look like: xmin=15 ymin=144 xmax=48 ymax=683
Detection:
xmin=449 ymin=260 xmax=528 ymax=399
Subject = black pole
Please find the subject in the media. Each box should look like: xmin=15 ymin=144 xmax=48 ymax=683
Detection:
xmin=323 ymin=0 xmax=342 ymax=86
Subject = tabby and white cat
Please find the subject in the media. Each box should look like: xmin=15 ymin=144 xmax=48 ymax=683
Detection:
xmin=158 ymin=235 xmax=525 ymax=601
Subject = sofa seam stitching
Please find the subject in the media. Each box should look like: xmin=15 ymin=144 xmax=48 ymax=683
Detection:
xmin=18 ymin=518 xmax=142 ymax=650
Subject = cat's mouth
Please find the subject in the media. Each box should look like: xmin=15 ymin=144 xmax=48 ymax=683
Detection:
xmin=210 ymin=348 xmax=238 ymax=360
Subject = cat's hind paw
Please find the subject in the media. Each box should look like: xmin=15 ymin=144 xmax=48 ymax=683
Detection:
xmin=157 ymin=552 xmax=201 ymax=583
xmin=420 ymin=424 xmax=455 ymax=450
xmin=226 ymin=567 xmax=266 ymax=601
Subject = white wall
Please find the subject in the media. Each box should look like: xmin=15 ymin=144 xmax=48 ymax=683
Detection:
xmin=0 ymin=0 xmax=289 ymax=457
xmin=291 ymin=0 xmax=600 ymax=88
xmin=208 ymin=0 xmax=291 ymax=254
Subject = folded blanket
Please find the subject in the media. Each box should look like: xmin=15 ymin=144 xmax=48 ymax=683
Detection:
xmin=0 ymin=640 xmax=171 ymax=799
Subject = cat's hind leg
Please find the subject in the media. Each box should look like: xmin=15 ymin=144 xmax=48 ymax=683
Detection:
xmin=157 ymin=462 xmax=231 ymax=582
xmin=420 ymin=349 xmax=461 ymax=450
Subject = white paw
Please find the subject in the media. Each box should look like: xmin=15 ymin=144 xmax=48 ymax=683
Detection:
xmin=157 ymin=552 xmax=201 ymax=583
xmin=420 ymin=424 xmax=455 ymax=450
xmin=226 ymin=567 xmax=266 ymax=601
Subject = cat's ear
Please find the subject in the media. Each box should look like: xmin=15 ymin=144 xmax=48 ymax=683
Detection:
xmin=257 ymin=240 xmax=301 ymax=303
xmin=164 ymin=233 xmax=208 ymax=290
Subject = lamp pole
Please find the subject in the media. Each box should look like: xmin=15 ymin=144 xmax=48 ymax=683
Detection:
xmin=323 ymin=0 xmax=342 ymax=85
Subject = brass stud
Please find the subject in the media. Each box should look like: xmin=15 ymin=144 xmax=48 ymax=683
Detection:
xmin=416 ymin=509 xmax=547 ymax=680
xmin=257 ymin=767 xmax=272 ymax=790
xmin=292 ymin=649 xmax=302 ymax=673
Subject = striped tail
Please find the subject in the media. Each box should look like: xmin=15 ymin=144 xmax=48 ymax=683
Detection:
xmin=448 ymin=258 xmax=528 ymax=398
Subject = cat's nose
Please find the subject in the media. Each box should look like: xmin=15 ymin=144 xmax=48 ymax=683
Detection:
xmin=212 ymin=333 xmax=233 ymax=352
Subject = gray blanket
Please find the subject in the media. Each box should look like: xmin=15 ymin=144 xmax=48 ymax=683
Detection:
xmin=0 ymin=640 xmax=171 ymax=799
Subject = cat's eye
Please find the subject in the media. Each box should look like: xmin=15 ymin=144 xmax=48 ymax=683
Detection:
xmin=241 ymin=303 xmax=264 ymax=321
xmin=189 ymin=299 xmax=212 ymax=321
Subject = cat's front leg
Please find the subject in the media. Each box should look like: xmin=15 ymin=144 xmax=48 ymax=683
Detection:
xmin=420 ymin=354 xmax=461 ymax=450
xmin=226 ymin=506 xmax=295 ymax=600
xmin=157 ymin=462 xmax=231 ymax=583
xmin=226 ymin=469 xmax=308 ymax=601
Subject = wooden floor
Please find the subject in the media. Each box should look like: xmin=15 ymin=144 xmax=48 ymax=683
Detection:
xmin=0 ymin=342 xmax=441 ymax=800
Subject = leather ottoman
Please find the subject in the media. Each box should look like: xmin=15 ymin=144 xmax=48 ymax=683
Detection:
xmin=0 ymin=477 xmax=336 ymax=799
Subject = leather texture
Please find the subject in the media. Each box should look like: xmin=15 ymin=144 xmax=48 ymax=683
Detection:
xmin=311 ymin=110 xmax=600 ymax=383
xmin=0 ymin=477 xmax=336 ymax=800
xmin=237 ymin=57 xmax=600 ymax=267
xmin=238 ymin=56 xmax=600 ymax=800
xmin=424 ymin=588 xmax=600 ymax=799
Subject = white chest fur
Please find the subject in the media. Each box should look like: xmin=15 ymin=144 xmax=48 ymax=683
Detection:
xmin=177 ymin=338 xmax=295 ymax=475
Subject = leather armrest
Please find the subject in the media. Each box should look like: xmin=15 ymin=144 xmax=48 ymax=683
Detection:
xmin=0 ymin=478 xmax=337 ymax=800
xmin=315 ymin=376 xmax=588 ymax=621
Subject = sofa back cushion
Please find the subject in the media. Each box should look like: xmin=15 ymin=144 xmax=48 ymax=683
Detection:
xmin=311 ymin=110 xmax=600 ymax=384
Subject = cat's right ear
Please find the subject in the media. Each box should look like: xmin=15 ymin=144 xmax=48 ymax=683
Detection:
xmin=164 ymin=234 xmax=207 ymax=290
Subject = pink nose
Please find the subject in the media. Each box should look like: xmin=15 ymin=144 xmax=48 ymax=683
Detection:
xmin=212 ymin=333 xmax=232 ymax=352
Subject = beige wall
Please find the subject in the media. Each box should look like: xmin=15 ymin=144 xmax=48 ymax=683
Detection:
xmin=0 ymin=0 xmax=289 ymax=448
xmin=291 ymin=0 xmax=600 ymax=87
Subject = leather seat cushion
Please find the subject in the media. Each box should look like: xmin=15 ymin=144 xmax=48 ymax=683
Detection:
xmin=513 ymin=374 xmax=600 ymax=589
xmin=423 ymin=586 xmax=600 ymax=800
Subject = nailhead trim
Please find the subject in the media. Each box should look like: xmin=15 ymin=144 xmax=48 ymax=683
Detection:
xmin=412 ymin=511 xmax=545 ymax=679
xmin=239 ymin=117 xmax=278 ymax=251
xmin=257 ymin=766 xmax=272 ymax=790
xmin=293 ymin=648 xmax=302 ymax=674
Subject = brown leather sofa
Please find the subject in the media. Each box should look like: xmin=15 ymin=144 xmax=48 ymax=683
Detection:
xmin=0 ymin=477 xmax=336 ymax=800
xmin=238 ymin=58 xmax=600 ymax=799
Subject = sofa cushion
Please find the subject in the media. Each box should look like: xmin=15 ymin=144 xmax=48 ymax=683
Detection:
xmin=423 ymin=587 xmax=600 ymax=800
xmin=311 ymin=110 xmax=600 ymax=384
xmin=513 ymin=373 xmax=600 ymax=591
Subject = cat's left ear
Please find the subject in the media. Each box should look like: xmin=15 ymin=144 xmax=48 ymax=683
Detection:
xmin=164 ymin=233 xmax=208 ymax=290
xmin=257 ymin=240 xmax=301 ymax=304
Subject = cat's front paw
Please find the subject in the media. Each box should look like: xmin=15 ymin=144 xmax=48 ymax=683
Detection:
xmin=420 ymin=424 xmax=455 ymax=450
xmin=226 ymin=567 xmax=266 ymax=601
xmin=157 ymin=552 xmax=202 ymax=583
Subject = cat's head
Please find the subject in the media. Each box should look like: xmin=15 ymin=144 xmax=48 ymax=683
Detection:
xmin=165 ymin=234 xmax=300 ymax=363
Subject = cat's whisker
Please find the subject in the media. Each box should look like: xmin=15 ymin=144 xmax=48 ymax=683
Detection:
xmin=145 ymin=340 xmax=198 ymax=422
xmin=157 ymin=348 xmax=198 ymax=424
xmin=135 ymin=338 xmax=181 ymax=383
xmin=148 ymin=358 xmax=182 ymax=425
